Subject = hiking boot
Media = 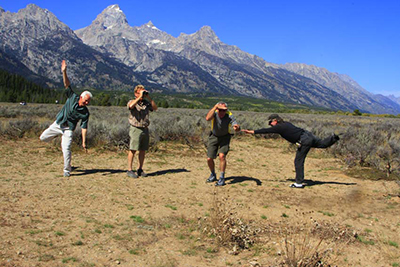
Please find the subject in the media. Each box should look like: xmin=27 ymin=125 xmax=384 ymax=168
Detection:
xmin=127 ymin=170 xmax=138 ymax=178
xmin=63 ymin=171 xmax=70 ymax=177
xmin=206 ymin=174 xmax=217 ymax=183
xmin=290 ymin=183 xmax=304 ymax=189
xmin=137 ymin=169 xmax=147 ymax=177
xmin=215 ymin=178 xmax=226 ymax=186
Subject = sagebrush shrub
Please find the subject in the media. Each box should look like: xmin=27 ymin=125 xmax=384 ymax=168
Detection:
xmin=1 ymin=103 xmax=399 ymax=176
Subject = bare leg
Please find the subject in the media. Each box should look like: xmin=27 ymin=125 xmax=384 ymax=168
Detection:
xmin=207 ymin=158 xmax=215 ymax=173
xmin=219 ymin=153 xmax=226 ymax=173
xmin=128 ymin=150 xmax=136 ymax=171
xmin=138 ymin=150 xmax=146 ymax=170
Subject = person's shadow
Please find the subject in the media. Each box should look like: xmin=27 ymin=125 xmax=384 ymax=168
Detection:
xmin=72 ymin=167 xmax=189 ymax=177
xmin=73 ymin=168 xmax=126 ymax=176
xmin=225 ymin=176 xmax=262 ymax=186
xmin=146 ymin=168 xmax=190 ymax=177
xmin=287 ymin=178 xmax=357 ymax=187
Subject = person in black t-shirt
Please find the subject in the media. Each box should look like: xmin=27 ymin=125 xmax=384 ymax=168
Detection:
xmin=242 ymin=114 xmax=340 ymax=188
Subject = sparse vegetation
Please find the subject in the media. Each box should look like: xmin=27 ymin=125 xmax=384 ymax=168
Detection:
xmin=130 ymin=215 xmax=145 ymax=223
xmin=165 ymin=204 xmax=178 ymax=211
xmin=1 ymin=102 xmax=399 ymax=266
xmin=1 ymin=103 xmax=399 ymax=178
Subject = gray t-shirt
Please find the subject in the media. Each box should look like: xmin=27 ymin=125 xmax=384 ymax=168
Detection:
xmin=210 ymin=111 xmax=238 ymax=137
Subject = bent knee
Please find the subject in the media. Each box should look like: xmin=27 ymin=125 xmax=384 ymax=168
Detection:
xmin=40 ymin=135 xmax=49 ymax=142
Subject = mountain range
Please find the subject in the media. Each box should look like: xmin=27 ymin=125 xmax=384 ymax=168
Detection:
xmin=0 ymin=4 xmax=399 ymax=114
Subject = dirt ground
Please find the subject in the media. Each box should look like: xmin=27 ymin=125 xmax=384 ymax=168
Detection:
xmin=1 ymin=136 xmax=399 ymax=267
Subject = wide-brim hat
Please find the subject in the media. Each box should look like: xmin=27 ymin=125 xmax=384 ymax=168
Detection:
xmin=217 ymin=101 xmax=228 ymax=110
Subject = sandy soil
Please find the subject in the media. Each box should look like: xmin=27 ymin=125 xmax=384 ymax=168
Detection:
xmin=0 ymin=136 xmax=399 ymax=267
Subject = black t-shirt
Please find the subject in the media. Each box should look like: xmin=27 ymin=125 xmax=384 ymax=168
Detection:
xmin=254 ymin=122 xmax=304 ymax=144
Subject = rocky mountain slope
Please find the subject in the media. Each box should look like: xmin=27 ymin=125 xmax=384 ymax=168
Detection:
xmin=387 ymin=95 xmax=400 ymax=106
xmin=0 ymin=4 xmax=140 ymax=91
xmin=279 ymin=63 xmax=399 ymax=114
xmin=74 ymin=5 xmax=355 ymax=110
xmin=0 ymin=4 xmax=399 ymax=114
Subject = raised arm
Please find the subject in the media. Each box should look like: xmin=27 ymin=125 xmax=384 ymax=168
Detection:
xmin=61 ymin=60 xmax=70 ymax=89
xmin=206 ymin=104 xmax=218 ymax=121
xmin=145 ymin=94 xmax=158 ymax=111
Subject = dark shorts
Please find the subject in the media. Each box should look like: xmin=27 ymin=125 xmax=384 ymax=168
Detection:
xmin=129 ymin=126 xmax=149 ymax=151
xmin=207 ymin=134 xmax=231 ymax=159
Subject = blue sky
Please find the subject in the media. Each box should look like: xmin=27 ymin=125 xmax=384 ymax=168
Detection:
xmin=1 ymin=0 xmax=399 ymax=97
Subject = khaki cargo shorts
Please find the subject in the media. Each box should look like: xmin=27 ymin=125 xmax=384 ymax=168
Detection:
xmin=207 ymin=134 xmax=231 ymax=159
xmin=129 ymin=126 xmax=149 ymax=151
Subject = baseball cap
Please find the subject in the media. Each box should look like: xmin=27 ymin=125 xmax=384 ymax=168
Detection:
xmin=268 ymin=114 xmax=281 ymax=125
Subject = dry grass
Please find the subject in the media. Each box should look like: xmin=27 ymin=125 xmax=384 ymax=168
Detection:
xmin=201 ymin=190 xmax=262 ymax=254
xmin=1 ymin=122 xmax=400 ymax=266
xmin=278 ymin=220 xmax=351 ymax=267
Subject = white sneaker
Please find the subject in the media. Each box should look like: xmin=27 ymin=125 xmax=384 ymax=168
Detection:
xmin=290 ymin=183 xmax=304 ymax=188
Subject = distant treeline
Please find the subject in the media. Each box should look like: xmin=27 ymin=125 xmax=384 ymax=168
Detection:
xmin=1 ymin=68 xmax=399 ymax=117
xmin=0 ymin=69 xmax=66 ymax=104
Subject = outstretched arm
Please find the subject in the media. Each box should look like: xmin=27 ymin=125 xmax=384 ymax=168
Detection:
xmin=61 ymin=60 xmax=70 ymax=89
xmin=241 ymin=129 xmax=255 ymax=134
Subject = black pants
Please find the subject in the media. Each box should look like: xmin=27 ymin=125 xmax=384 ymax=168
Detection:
xmin=294 ymin=131 xmax=338 ymax=184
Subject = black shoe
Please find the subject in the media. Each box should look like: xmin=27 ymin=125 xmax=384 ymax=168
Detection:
xmin=206 ymin=174 xmax=217 ymax=183
xmin=290 ymin=183 xmax=304 ymax=188
xmin=137 ymin=169 xmax=147 ymax=177
xmin=215 ymin=178 xmax=226 ymax=186
xmin=127 ymin=170 xmax=138 ymax=178
xmin=333 ymin=134 xmax=340 ymax=141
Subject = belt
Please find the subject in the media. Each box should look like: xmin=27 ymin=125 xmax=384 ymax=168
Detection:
xmin=132 ymin=125 xmax=148 ymax=129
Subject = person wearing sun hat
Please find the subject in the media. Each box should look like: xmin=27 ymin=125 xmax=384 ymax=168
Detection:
xmin=205 ymin=101 xmax=241 ymax=186
xmin=242 ymin=114 xmax=340 ymax=188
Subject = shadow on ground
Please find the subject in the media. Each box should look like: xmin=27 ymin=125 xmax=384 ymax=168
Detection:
xmin=73 ymin=168 xmax=126 ymax=176
xmin=73 ymin=167 xmax=189 ymax=177
xmin=226 ymin=176 xmax=262 ymax=186
xmin=286 ymin=178 xmax=357 ymax=187
xmin=147 ymin=168 xmax=190 ymax=177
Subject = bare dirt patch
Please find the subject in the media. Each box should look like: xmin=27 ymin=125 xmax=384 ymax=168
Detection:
xmin=1 ymin=137 xmax=399 ymax=267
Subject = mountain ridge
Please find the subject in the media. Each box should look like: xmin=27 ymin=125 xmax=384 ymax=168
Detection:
xmin=0 ymin=4 xmax=399 ymax=114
